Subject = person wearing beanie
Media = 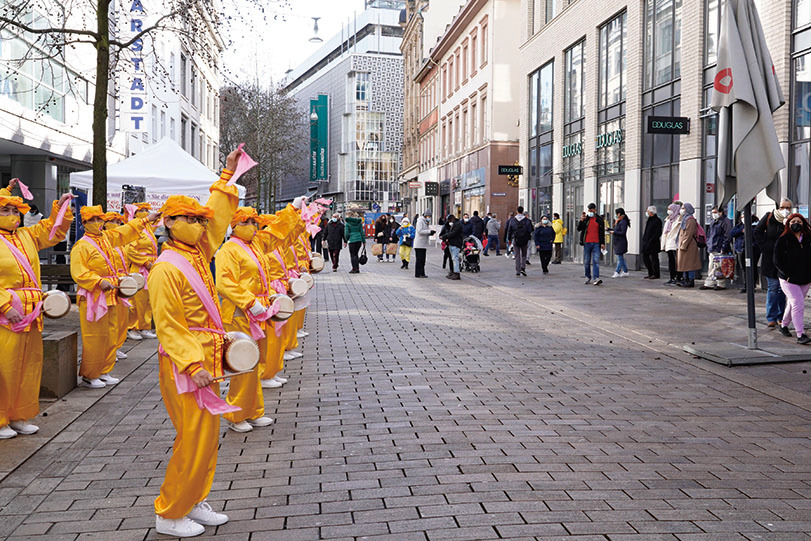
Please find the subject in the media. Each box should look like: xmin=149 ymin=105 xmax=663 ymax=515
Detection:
xmin=413 ymin=208 xmax=434 ymax=278
xmin=124 ymin=202 xmax=159 ymax=341
xmin=397 ymin=216 xmax=415 ymax=269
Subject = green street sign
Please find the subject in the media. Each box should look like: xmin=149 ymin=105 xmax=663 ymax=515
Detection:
xmin=310 ymin=94 xmax=329 ymax=182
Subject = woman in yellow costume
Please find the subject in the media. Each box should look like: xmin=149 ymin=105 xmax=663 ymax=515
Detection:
xmin=293 ymin=227 xmax=315 ymax=340
xmin=147 ymin=149 xmax=239 ymax=538
xmin=0 ymin=180 xmax=73 ymax=440
xmin=71 ymin=205 xmax=157 ymax=388
xmin=124 ymin=202 xmax=159 ymax=341
xmin=102 ymin=212 xmax=134 ymax=363
xmin=281 ymin=210 xmax=308 ymax=360
xmin=215 ymin=207 xmax=275 ymax=433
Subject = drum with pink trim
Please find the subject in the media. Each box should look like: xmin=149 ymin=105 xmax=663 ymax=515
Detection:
xmin=42 ymin=290 xmax=71 ymax=319
xmin=223 ymin=331 xmax=260 ymax=373
xmin=310 ymin=253 xmax=325 ymax=273
xmin=288 ymin=278 xmax=308 ymax=299
xmin=129 ymin=272 xmax=146 ymax=291
xmin=117 ymin=275 xmax=139 ymax=298
xmin=269 ymin=294 xmax=295 ymax=321
xmin=300 ymin=272 xmax=314 ymax=290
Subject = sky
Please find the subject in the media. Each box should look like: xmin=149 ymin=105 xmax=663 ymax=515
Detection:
xmin=221 ymin=0 xmax=372 ymax=87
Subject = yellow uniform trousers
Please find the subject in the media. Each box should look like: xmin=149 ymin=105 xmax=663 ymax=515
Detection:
xmin=154 ymin=353 xmax=221 ymax=519
xmin=399 ymin=244 xmax=412 ymax=261
xmin=284 ymin=312 xmax=301 ymax=350
xmin=223 ymin=317 xmax=265 ymax=424
xmin=296 ymin=307 xmax=306 ymax=330
xmin=128 ymin=288 xmax=152 ymax=331
xmin=261 ymin=328 xmax=285 ymax=380
xmin=78 ymin=299 xmax=118 ymax=379
xmin=0 ymin=326 xmax=43 ymax=426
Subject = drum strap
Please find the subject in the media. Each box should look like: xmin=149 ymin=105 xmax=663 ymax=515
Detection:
xmin=80 ymin=235 xmax=117 ymax=276
xmin=0 ymin=234 xmax=39 ymax=285
xmin=229 ymin=238 xmax=269 ymax=292
xmin=299 ymin=235 xmax=313 ymax=259
xmin=157 ymin=250 xmax=225 ymax=332
xmin=273 ymin=249 xmax=298 ymax=280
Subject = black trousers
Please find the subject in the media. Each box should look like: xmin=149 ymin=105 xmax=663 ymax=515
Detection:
xmin=329 ymin=249 xmax=341 ymax=269
xmin=414 ymin=248 xmax=427 ymax=277
xmin=442 ymin=248 xmax=451 ymax=269
xmin=666 ymin=250 xmax=682 ymax=281
xmin=643 ymin=252 xmax=660 ymax=278
xmin=538 ymin=250 xmax=552 ymax=272
xmin=348 ymin=241 xmax=362 ymax=271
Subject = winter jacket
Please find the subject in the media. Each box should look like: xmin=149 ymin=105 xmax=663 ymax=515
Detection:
xmin=577 ymin=214 xmax=605 ymax=245
xmin=374 ymin=219 xmax=390 ymax=243
xmin=413 ymin=216 xmax=433 ymax=249
xmin=677 ymin=217 xmax=702 ymax=272
xmin=611 ymin=216 xmax=630 ymax=255
xmin=462 ymin=220 xmax=474 ymax=237
xmin=754 ymin=210 xmax=786 ymax=278
xmin=486 ymin=218 xmax=501 ymax=236
xmin=397 ymin=225 xmax=415 ymax=246
xmin=773 ymin=232 xmax=811 ymax=285
xmin=441 ymin=220 xmax=464 ymax=248
xmin=389 ymin=221 xmax=400 ymax=243
xmin=325 ymin=219 xmax=345 ymax=248
xmin=731 ymin=220 xmax=758 ymax=253
xmin=641 ymin=214 xmax=663 ymax=255
xmin=344 ymin=217 xmax=365 ymax=243
xmin=552 ymin=218 xmax=564 ymax=243
xmin=707 ymin=215 xmax=733 ymax=253
xmin=533 ymin=224 xmax=555 ymax=251
xmin=469 ymin=215 xmax=485 ymax=239
xmin=662 ymin=215 xmax=683 ymax=252
xmin=506 ymin=215 xmax=533 ymax=247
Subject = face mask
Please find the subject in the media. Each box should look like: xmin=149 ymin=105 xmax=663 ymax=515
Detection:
xmin=790 ymin=223 xmax=803 ymax=233
xmin=0 ymin=215 xmax=20 ymax=231
xmin=680 ymin=209 xmax=686 ymax=216
xmin=463 ymin=218 xmax=469 ymax=222
xmin=712 ymin=213 xmax=720 ymax=220
xmin=667 ymin=209 xmax=673 ymax=216
xmin=542 ymin=219 xmax=549 ymax=225
xmin=135 ymin=211 xmax=149 ymax=219
xmin=587 ymin=212 xmax=594 ymax=218
xmin=781 ymin=209 xmax=792 ymax=218
xmin=331 ymin=217 xmax=338 ymax=222
xmin=84 ymin=221 xmax=103 ymax=235
xmin=103 ymin=222 xmax=117 ymax=231
xmin=232 ymin=224 xmax=257 ymax=242
xmin=171 ymin=220 xmax=205 ymax=246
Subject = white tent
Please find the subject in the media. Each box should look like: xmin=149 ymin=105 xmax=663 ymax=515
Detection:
xmin=69 ymin=137 xmax=246 ymax=211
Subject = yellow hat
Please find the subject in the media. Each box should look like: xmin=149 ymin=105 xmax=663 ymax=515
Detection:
xmin=80 ymin=205 xmax=105 ymax=222
xmin=230 ymin=207 xmax=259 ymax=227
xmin=103 ymin=211 xmax=124 ymax=222
xmin=160 ymin=195 xmax=214 ymax=220
xmin=0 ymin=195 xmax=30 ymax=215
xmin=134 ymin=202 xmax=151 ymax=211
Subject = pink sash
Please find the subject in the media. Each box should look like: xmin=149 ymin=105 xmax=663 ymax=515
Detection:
xmin=77 ymin=236 xmax=118 ymax=320
xmin=156 ymin=250 xmax=239 ymax=415
xmin=273 ymin=248 xmax=299 ymax=280
xmin=227 ymin=238 xmax=280 ymax=340
xmin=0 ymin=235 xmax=43 ymax=331
xmin=48 ymin=197 xmax=72 ymax=240
xmin=229 ymin=238 xmax=269 ymax=291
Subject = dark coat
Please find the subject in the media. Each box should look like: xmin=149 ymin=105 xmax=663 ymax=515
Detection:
xmin=533 ymin=224 xmax=555 ymax=251
xmin=462 ymin=220 xmax=474 ymax=237
xmin=577 ymin=214 xmax=605 ymax=245
xmin=773 ymin=232 xmax=811 ymax=285
xmin=325 ymin=220 xmax=345 ymax=248
xmin=731 ymin=221 xmax=759 ymax=253
xmin=641 ymin=215 xmax=663 ymax=255
xmin=506 ymin=216 xmax=533 ymax=247
xmin=754 ymin=211 xmax=785 ymax=278
xmin=469 ymin=215 xmax=485 ymax=239
xmin=441 ymin=220 xmax=464 ymax=248
xmin=374 ymin=219 xmax=390 ymax=244
xmin=611 ymin=216 xmax=630 ymax=255
xmin=707 ymin=215 xmax=733 ymax=253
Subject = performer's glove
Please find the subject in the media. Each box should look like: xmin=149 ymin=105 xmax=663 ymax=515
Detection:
xmin=249 ymin=301 xmax=267 ymax=317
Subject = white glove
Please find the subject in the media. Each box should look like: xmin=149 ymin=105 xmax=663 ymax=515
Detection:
xmin=293 ymin=196 xmax=308 ymax=209
xmin=248 ymin=301 xmax=266 ymax=316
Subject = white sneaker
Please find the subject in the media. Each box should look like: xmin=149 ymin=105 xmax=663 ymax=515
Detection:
xmin=611 ymin=272 xmax=620 ymax=278
xmin=80 ymin=377 xmax=105 ymax=389
xmin=282 ymin=351 xmax=296 ymax=361
xmin=140 ymin=330 xmax=158 ymax=339
xmin=127 ymin=330 xmax=143 ymax=341
xmin=227 ymin=421 xmax=253 ymax=433
xmin=296 ymin=330 xmax=309 ymax=338
xmin=261 ymin=378 xmax=282 ymax=389
xmin=620 ymin=271 xmax=630 ymax=277
xmin=9 ymin=420 xmax=39 ymax=435
xmin=155 ymin=515 xmax=205 ymax=537
xmin=187 ymin=500 xmax=228 ymax=526
xmin=273 ymin=375 xmax=288 ymax=384
xmin=116 ymin=350 xmax=128 ymax=359
xmin=99 ymin=374 xmax=120 ymax=385
xmin=288 ymin=350 xmax=303 ymax=359
xmin=0 ymin=425 xmax=18 ymax=439
xmin=247 ymin=416 xmax=274 ymax=427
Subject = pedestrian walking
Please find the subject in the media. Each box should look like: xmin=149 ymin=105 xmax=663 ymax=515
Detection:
xmin=387 ymin=215 xmax=399 ymax=262
xmin=641 ymin=206 xmax=663 ymax=279
xmin=700 ymin=206 xmax=733 ymax=290
xmin=440 ymin=213 xmax=463 ymax=280
xmin=552 ymin=212 xmax=564 ymax=264
xmin=755 ymin=199 xmax=792 ymax=327
xmin=344 ymin=211 xmax=365 ymax=274
xmin=413 ymin=209 xmax=433 ymax=278
xmin=731 ymin=211 xmax=759 ymax=293
xmin=374 ymin=214 xmax=389 ymax=262
xmin=773 ymin=213 xmax=811 ymax=344
xmin=676 ymin=203 xmax=701 ymax=288
xmin=533 ymin=216 xmax=555 ymax=274
xmin=577 ymin=203 xmax=605 ymax=285
xmin=506 ymin=206 xmax=533 ymax=276
xmin=483 ymin=213 xmax=501 ymax=256
xmin=662 ymin=202 xmax=683 ymax=285
xmin=397 ymin=217 xmax=415 ymax=269
xmin=461 ymin=213 xmax=473 ymax=237
xmin=609 ymin=208 xmax=630 ymax=278
xmin=325 ymin=213 xmax=346 ymax=272
xmin=439 ymin=219 xmax=452 ymax=269
xmin=504 ymin=211 xmax=516 ymax=259
xmin=469 ymin=210 xmax=485 ymax=240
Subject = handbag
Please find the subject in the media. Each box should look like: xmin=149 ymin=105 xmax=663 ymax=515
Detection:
xmin=386 ymin=243 xmax=397 ymax=255
xmin=402 ymin=236 xmax=413 ymax=247
xmin=371 ymin=244 xmax=383 ymax=256
xmin=358 ymin=244 xmax=368 ymax=265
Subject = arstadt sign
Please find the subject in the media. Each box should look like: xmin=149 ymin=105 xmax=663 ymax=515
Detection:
xmin=647 ymin=116 xmax=691 ymax=135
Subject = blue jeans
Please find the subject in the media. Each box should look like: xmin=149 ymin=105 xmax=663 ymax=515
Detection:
xmin=615 ymin=254 xmax=628 ymax=273
xmin=483 ymin=234 xmax=500 ymax=255
xmin=766 ymin=276 xmax=787 ymax=323
xmin=449 ymin=245 xmax=461 ymax=273
xmin=583 ymin=242 xmax=600 ymax=279
xmin=684 ymin=270 xmax=695 ymax=280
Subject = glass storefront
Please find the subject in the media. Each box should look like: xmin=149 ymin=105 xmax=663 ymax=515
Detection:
xmin=528 ymin=60 xmax=554 ymax=221
xmin=791 ymin=2 xmax=811 ymax=210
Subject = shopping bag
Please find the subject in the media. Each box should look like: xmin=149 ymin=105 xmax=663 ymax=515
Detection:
xmin=386 ymin=243 xmax=397 ymax=255
xmin=372 ymin=244 xmax=383 ymax=256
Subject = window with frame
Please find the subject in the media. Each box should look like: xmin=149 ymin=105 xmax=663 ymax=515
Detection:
xmin=644 ymin=0 xmax=682 ymax=89
xmin=448 ymin=57 xmax=455 ymax=95
xmin=462 ymin=40 xmax=469 ymax=81
xmin=471 ymin=32 xmax=478 ymax=74
xmin=790 ymin=0 xmax=811 ymax=206
xmin=480 ymin=18 xmax=488 ymax=66
xmin=455 ymin=50 xmax=461 ymax=89
xmin=545 ymin=0 xmax=557 ymax=23
xmin=564 ymin=41 xmax=585 ymax=124
xmin=599 ymin=11 xmax=626 ymax=109
xmin=180 ymin=53 xmax=187 ymax=97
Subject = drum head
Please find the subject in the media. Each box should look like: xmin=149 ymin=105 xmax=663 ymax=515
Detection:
xmin=224 ymin=331 xmax=259 ymax=372
xmin=42 ymin=290 xmax=71 ymax=319
xmin=270 ymin=294 xmax=294 ymax=321
xmin=310 ymin=254 xmax=325 ymax=273
xmin=118 ymin=276 xmax=139 ymax=297
xmin=288 ymin=279 xmax=308 ymax=298
xmin=129 ymin=272 xmax=146 ymax=290
xmin=301 ymin=273 xmax=314 ymax=289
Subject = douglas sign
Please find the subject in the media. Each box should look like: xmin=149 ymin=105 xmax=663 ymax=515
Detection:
xmin=647 ymin=116 xmax=690 ymax=135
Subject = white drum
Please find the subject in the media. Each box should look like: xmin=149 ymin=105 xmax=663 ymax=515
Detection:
xmin=300 ymin=272 xmax=314 ymax=290
xmin=270 ymin=294 xmax=295 ymax=321
xmin=310 ymin=253 xmax=325 ymax=273
xmin=42 ymin=290 xmax=71 ymax=319
xmin=288 ymin=278 xmax=308 ymax=299
xmin=223 ymin=331 xmax=260 ymax=373
xmin=129 ymin=272 xmax=146 ymax=291
xmin=117 ymin=275 xmax=139 ymax=298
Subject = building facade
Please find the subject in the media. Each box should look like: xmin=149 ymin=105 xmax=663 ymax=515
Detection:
xmin=519 ymin=0 xmax=802 ymax=267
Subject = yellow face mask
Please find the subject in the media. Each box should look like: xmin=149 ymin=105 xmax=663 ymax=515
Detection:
xmin=84 ymin=221 xmax=103 ymax=235
xmin=232 ymin=224 xmax=257 ymax=242
xmin=0 ymin=215 xmax=20 ymax=231
xmin=171 ymin=220 xmax=205 ymax=246
xmin=103 ymin=222 xmax=118 ymax=231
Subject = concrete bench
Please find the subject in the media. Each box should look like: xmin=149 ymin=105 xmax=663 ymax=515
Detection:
xmin=40 ymin=331 xmax=78 ymax=399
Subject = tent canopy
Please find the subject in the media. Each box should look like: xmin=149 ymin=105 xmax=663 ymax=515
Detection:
xmin=69 ymin=137 xmax=246 ymax=203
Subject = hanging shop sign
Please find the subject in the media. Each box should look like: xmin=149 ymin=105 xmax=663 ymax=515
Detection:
xmin=595 ymin=128 xmax=623 ymax=149
xmin=309 ymin=94 xmax=329 ymax=181
xmin=647 ymin=116 xmax=691 ymax=134
xmin=425 ymin=182 xmax=439 ymax=196
xmin=498 ymin=165 xmax=523 ymax=175
xmin=121 ymin=0 xmax=150 ymax=133
xmin=408 ymin=181 xmax=422 ymax=189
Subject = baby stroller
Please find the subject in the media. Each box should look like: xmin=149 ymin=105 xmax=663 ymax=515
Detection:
xmin=462 ymin=236 xmax=482 ymax=273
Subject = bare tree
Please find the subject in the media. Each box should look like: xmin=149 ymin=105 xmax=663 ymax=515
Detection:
xmin=219 ymin=81 xmax=307 ymax=212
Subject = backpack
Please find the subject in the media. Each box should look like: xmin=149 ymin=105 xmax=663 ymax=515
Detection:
xmin=695 ymin=221 xmax=707 ymax=248
xmin=513 ymin=218 xmax=533 ymax=246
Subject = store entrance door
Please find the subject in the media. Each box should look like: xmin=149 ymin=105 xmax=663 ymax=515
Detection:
xmin=564 ymin=181 xmax=584 ymax=262
xmin=599 ymin=176 xmax=624 ymax=267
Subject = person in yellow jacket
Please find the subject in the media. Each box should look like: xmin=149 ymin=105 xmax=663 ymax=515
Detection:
xmin=0 ymin=181 xmax=73 ymax=439
xmin=102 ymin=212 xmax=134 ymax=364
xmin=125 ymin=202 xmax=159 ymax=340
xmin=71 ymin=205 xmax=157 ymax=388
xmin=148 ymin=149 xmax=240 ymax=538
xmin=552 ymin=212 xmax=565 ymax=264
xmin=216 ymin=207 xmax=275 ymax=433
xmin=282 ymin=216 xmax=307 ymax=359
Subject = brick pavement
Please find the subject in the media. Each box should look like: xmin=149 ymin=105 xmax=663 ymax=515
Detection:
xmin=0 ymin=249 xmax=810 ymax=540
